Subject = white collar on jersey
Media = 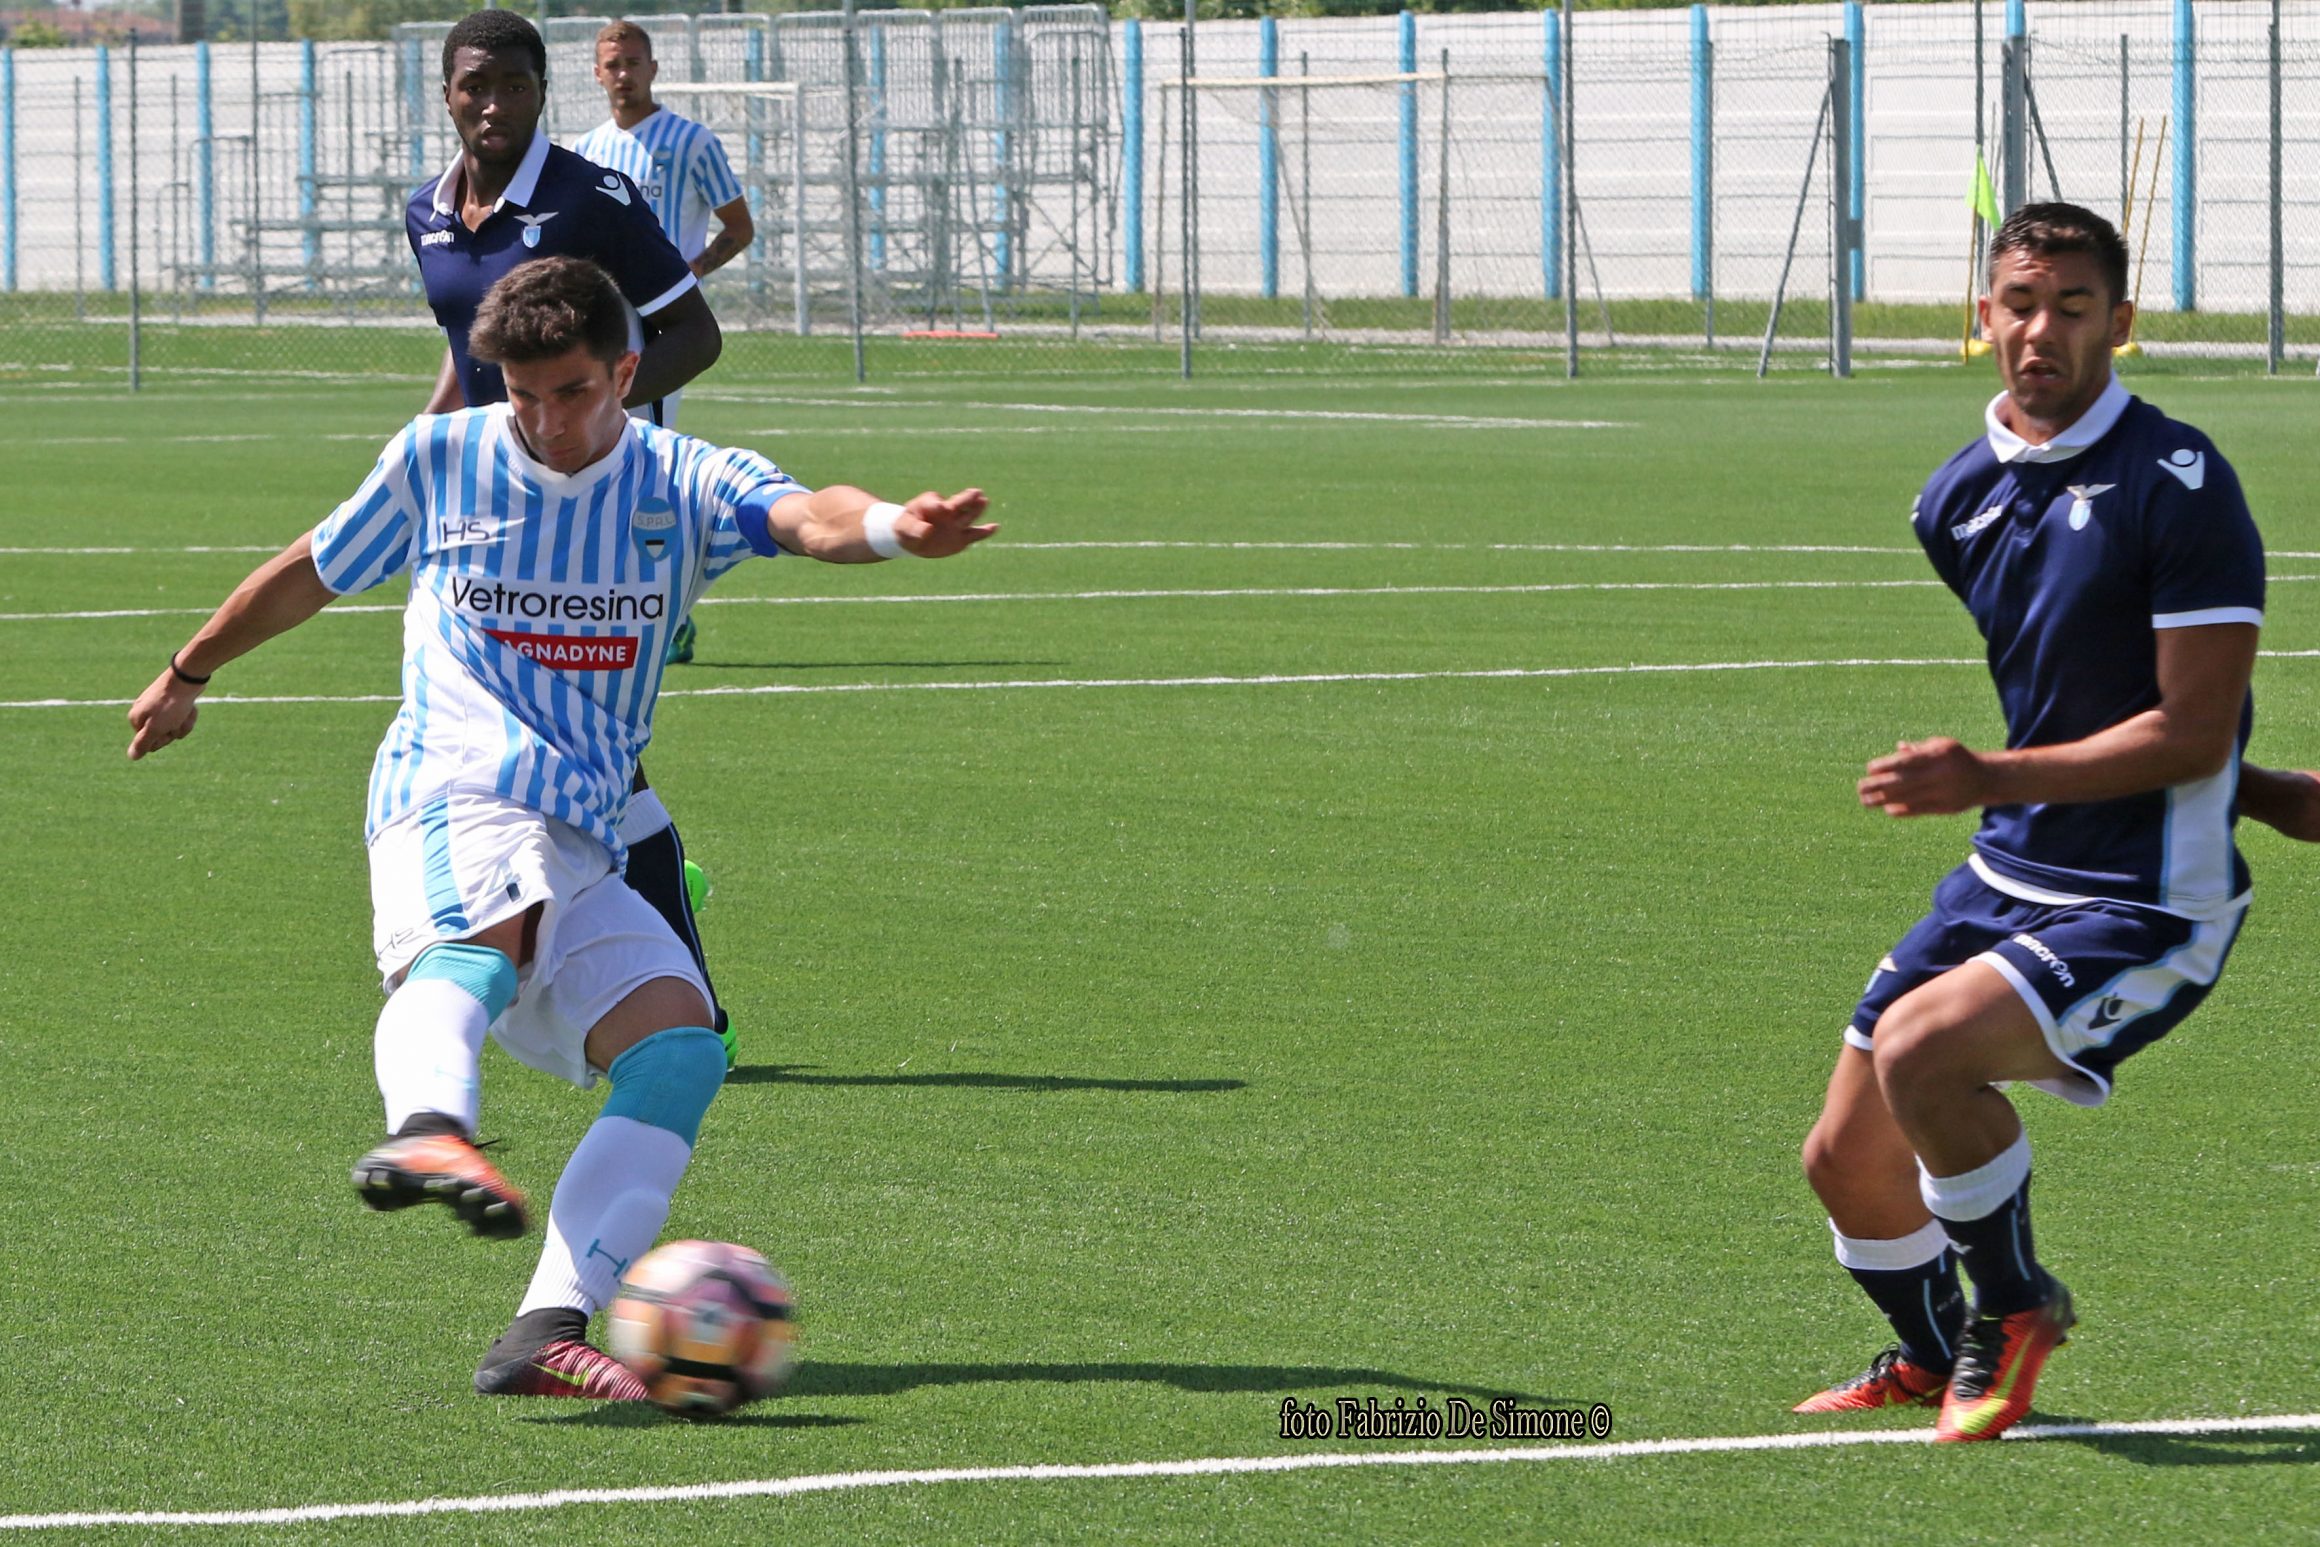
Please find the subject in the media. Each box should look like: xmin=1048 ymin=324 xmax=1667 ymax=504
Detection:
xmin=1983 ymin=373 xmax=2130 ymax=465
xmin=430 ymin=127 xmax=551 ymax=220
xmin=607 ymin=106 xmax=668 ymax=138
xmin=491 ymin=403 xmax=638 ymax=493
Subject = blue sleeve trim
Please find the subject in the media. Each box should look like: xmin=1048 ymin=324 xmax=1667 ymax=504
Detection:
xmin=735 ymin=484 xmax=805 ymax=557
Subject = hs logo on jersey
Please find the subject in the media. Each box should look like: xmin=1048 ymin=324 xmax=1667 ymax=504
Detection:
xmin=516 ymin=211 xmax=558 ymax=249
xmin=2065 ymin=483 xmax=2113 ymax=530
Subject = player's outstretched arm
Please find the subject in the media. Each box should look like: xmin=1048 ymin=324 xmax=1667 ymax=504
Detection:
xmin=2237 ymin=763 xmax=2320 ymax=843
xmin=126 ymin=533 xmax=338 ymax=761
xmin=766 ymin=485 xmax=996 ymax=563
xmin=1859 ymin=622 xmax=2257 ymax=818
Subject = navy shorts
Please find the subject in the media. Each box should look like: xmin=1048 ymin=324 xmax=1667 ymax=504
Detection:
xmin=1847 ymin=860 xmax=2246 ymax=1107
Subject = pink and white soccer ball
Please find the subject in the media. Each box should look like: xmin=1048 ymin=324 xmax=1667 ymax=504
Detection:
xmin=607 ymin=1239 xmax=797 ymax=1418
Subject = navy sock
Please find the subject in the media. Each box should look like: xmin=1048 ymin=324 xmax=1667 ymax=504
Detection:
xmin=480 ymin=1306 xmax=588 ymax=1369
xmin=1845 ymin=1252 xmax=1965 ymax=1373
xmin=393 ymin=1110 xmax=468 ymax=1142
xmin=623 ymin=821 xmax=724 ymax=1024
xmin=1941 ymin=1180 xmax=2050 ymax=1319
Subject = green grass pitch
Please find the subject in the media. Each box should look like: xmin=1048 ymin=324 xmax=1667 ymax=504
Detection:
xmin=2 ymin=352 xmax=2318 ymax=1541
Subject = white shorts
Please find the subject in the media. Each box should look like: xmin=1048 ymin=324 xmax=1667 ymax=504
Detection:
xmin=368 ymin=792 xmax=709 ymax=1088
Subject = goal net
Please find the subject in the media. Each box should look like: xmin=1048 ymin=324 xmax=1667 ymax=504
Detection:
xmin=1158 ymin=68 xmax=1619 ymax=350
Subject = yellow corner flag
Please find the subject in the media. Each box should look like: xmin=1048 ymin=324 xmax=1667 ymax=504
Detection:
xmin=1971 ymin=155 xmax=2001 ymax=228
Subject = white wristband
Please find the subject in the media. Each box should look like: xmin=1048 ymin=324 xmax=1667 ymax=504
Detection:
xmin=862 ymin=501 xmax=912 ymax=559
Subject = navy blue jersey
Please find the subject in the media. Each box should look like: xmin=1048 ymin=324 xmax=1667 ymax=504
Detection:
xmin=406 ymin=131 xmax=697 ymax=409
xmin=1911 ymin=379 xmax=2264 ymax=918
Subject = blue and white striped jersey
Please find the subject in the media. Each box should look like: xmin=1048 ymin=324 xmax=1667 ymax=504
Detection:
xmin=310 ymin=405 xmax=806 ymax=862
xmin=570 ymin=108 xmax=744 ymax=263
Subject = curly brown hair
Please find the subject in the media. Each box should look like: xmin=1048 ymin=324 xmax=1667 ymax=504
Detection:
xmin=469 ymin=257 xmax=630 ymax=368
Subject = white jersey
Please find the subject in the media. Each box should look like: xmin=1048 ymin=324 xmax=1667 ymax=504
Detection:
xmin=570 ymin=108 xmax=743 ymax=262
xmin=310 ymin=405 xmax=805 ymax=861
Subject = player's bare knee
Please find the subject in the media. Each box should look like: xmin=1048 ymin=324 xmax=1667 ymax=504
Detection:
xmin=585 ymin=975 xmax=714 ymax=1071
xmin=1802 ymin=1120 xmax=1910 ymax=1210
xmin=1800 ymin=1122 xmax=1849 ymax=1198
xmin=1868 ymin=994 xmax=1955 ymax=1090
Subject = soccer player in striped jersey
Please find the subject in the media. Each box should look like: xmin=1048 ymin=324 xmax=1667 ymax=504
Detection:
xmin=127 ymin=258 xmax=995 ymax=1400
xmin=574 ymin=17 xmax=756 ymax=669
xmin=575 ymin=21 xmax=755 ymax=303
xmin=416 ymin=9 xmax=737 ymax=1076
xmin=1796 ymin=205 xmax=2263 ymax=1442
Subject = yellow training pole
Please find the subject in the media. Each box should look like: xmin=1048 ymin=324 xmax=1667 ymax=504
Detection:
xmin=2121 ymin=117 xmax=2147 ymax=252
xmin=2121 ymin=115 xmax=2167 ymax=358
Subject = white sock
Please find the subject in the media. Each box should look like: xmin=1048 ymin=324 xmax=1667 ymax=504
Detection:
xmin=1919 ymin=1131 xmax=2033 ymax=1223
xmin=1829 ymin=1217 xmax=1951 ymax=1271
xmin=516 ymin=1115 xmax=693 ymax=1318
xmin=372 ymin=976 xmax=490 ymax=1135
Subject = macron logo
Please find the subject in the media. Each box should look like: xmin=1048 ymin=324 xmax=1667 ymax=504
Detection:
xmin=595 ymin=174 xmax=632 ymax=206
xmin=420 ymin=229 xmax=454 ymax=247
xmin=1950 ymin=506 xmax=2004 ymax=542
xmin=2158 ymin=449 xmax=2206 ymax=491
xmin=2010 ymin=932 xmax=2076 ymax=989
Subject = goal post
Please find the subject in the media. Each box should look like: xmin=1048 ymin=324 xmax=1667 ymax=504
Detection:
xmin=648 ymin=82 xmax=822 ymax=337
xmin=1156 ymin=66 xmax=1618 ymax=354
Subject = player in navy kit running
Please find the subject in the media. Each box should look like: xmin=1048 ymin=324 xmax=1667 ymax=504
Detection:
xmin=1794 ymin=204 xmax=2265 ymax=1442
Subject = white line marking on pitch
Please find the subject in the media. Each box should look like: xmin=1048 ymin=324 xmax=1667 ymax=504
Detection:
xmin=22 ymin=431 xmax=386 ymax=447
xmin=0 ymin=658 xmax=1998 ymax=711
xmin=37 ymin=572 xmax=2318 ymax=621
xmin=16 ymin=652 xmax=2320 ymax=714
xmin=1 ymin=1413 xmax=2312 ymax=1531
xmin=0 ymin=541 xmax=1919 ymax=558
xmin=1008 ymin=542 xmax=1925 ymax=555
xmin=0 ymin=580 xmax=1956 ymax=624
xmin=0 ymin=402 xmax=1625 ymax=438
xmin=25 ymin=540 xmax=2320 ymax=560
xmin=725 ymin=395 xmax=1632 ymax=430
xmin=0 ymin=545 xmax=285 ymax=556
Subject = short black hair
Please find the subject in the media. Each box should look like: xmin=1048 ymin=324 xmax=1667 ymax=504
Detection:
xmin=1986 ymin=201 xmax=2130 ymax=307
xmin=469 ymin=257 xmax=630 ymax=368
xmin=443 ymin=9 xmax=547 ymax=85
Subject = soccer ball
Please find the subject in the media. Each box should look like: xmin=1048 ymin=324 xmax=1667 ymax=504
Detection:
xmin=606 ymin=1239 xmax=797 ymax=1418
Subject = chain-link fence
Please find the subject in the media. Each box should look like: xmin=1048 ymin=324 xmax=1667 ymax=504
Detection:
xmin=3 ymin=2 xmax=2318 ymax=386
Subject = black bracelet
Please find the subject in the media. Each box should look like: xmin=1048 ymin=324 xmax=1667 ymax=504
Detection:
xmin=169 ymin=651 xmax=212 ymax=686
